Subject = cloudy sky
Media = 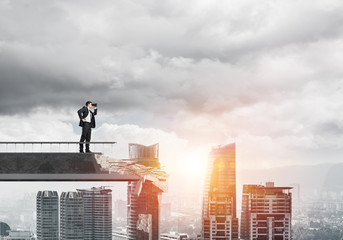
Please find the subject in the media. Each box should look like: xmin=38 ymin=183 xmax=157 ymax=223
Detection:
xmin=1 ymin=0 xmax=343 ymax=187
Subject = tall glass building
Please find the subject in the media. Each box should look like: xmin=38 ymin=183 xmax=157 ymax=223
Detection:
xmin=202 ymin=143 xmax=239 ymax=240
xmin=36 ymin=191 xmax=59 ymax=240
xmin=77 ymin=187 xmax=112 ymax=240
xmin=60 ymin=191 xmax=84 ymax=240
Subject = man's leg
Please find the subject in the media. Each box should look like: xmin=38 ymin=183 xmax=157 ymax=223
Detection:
xmin=85 ymin=124 xmax=92 ymax=152
xmin=80 ymin=123 xmax=90 ymax=152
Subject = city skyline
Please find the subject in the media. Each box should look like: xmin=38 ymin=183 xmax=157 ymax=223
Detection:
xmin=2 ymin=142 xmax=343 ymax=239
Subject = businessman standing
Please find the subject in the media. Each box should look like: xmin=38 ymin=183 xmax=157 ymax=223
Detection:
xmin=77 ymin=101 xmax=97 ymax=153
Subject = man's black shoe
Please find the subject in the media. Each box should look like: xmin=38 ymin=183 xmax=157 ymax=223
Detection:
xmin=86 ymin=150 xmax=92 ymax=153
xmin=79 ymin=150 xmax=84 ymax=153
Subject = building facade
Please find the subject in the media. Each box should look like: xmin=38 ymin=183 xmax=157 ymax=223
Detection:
xmin=202 ymin=143 xmax=239 ymax=240
xmin=127 ymin=143 xmax=162 ymax=240
xmin=77 ymin=187 xmax=112 ymax=240
xmin=36 ymin=191 xmax=59 ymax=240
xmin=240 ymin=182 xmax=292 ymax=240
xmin=60 ymin=191 xmax=84 ymax=240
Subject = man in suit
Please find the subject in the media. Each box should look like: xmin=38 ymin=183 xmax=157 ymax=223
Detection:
xmin=77 ymin=101 xmax=97 ymax=153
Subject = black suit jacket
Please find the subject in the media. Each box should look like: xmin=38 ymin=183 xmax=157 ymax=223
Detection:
xmin=77 ymin=106 xmax=97 ymax=128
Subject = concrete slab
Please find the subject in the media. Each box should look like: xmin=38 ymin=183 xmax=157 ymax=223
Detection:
xmin=0 ymin=153 xmax=140 ymax=181
xmin=0 ymin=173 xmax=139 ymax=181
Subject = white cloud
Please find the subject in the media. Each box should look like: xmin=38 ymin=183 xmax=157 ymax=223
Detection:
xmin=0 ymin=111 xmax=190 ymax=172
xmin=0 ymin=113 xmax=77 ymax=142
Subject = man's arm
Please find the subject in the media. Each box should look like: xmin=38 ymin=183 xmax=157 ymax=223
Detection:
xmin=93 ymin=108 xmax=97 ymax=116
xmin=77 ymin=107 xmax=86 ymax=121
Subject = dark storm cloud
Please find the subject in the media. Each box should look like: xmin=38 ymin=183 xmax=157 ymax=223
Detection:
xmin=0 ymin=60 xmax=162 ymax=115
xmin=317 ymin=121 xmax=343 ymax=135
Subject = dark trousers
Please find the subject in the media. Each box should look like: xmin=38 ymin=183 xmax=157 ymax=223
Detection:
xmin=80 ymin=122 xmax=92 ymax=151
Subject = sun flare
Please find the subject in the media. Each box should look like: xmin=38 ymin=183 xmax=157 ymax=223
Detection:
xmin=182 ymin=151 xmax=208 ymax=178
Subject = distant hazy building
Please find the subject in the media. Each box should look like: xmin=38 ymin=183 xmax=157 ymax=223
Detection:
xmin=36 ymin=191 xmax=59 ymax=240
xmin=114 ymin=199 xmax=127 ymax=219
xmin=0 ymin=222 xmax=10 ymax=237
xmin=2 ymin=230 xmax=34 ymax=240
xmin=60 ymin=191 xmax=84 ymax=240
xmin=161 ymin=203 xmax=172 ymax=219
xmin=290 ymin=183 xmax=300 ymax=206
xmin=202 ymin=143 xmax=239 ymax=240
xmin=77 ymin=187 xmax=112 ymax=240
xmin=240 ymin=182 xmax=292 ymax=240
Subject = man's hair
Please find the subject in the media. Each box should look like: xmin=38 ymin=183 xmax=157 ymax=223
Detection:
xmin=85 ymin=101 xmax=92 ymax=106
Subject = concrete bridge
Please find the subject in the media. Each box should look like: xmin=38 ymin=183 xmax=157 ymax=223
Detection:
xmin=0 ymin=152 xmax=141 ymax=181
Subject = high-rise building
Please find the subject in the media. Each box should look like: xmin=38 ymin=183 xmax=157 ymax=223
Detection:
xmin=240 ymin=182 xmax=292 ymax=240
xmin=36 ymin=191 xmax=59 ymax=240
xmin=161 ymin=202 xmax=172 ymax=220
xmin=127 ymin=143 xmax=162 ymax=240
xmin=202 ymin=143 xmax=239 ymax=240
xmin=114 ymin=199 xmax=127 ymax=219
xmin=77 ymin=186 xmax=112 ymax=240
xmin=290 ymin=183 xmax=300 ymax=206
xmin=60 ymin=191 xmax=84 ymax=240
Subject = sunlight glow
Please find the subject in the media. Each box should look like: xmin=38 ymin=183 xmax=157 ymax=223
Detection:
xmin=182 ymin=150 xmax=208 ymax=178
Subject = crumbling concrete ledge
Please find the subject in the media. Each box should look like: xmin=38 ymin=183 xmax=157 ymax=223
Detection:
xmin=0 ymin=153 xmax=109 ymax=174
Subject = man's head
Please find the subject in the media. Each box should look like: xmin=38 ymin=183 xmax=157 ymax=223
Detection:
xmin=85 ymin=101 xmax=92 ymax=108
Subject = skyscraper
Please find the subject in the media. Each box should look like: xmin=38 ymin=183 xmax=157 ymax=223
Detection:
xmin=36 ymin=191 xmax=59 ymax=240
xmin=77 ymin=186 xmax=112 ymax=240
xmin=60 ymin=191 xmax=84 ymax=240
xmin=202 ymin=143 xmax=239 ymax=240
xmin=127 ymin=143 xmax=162 ymax=240
xmin=240 ymin=182 xmax=292 ymax=240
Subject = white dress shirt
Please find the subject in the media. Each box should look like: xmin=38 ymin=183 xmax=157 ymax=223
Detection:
xmin=85 ymin=107 xmax=92 ymax=123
